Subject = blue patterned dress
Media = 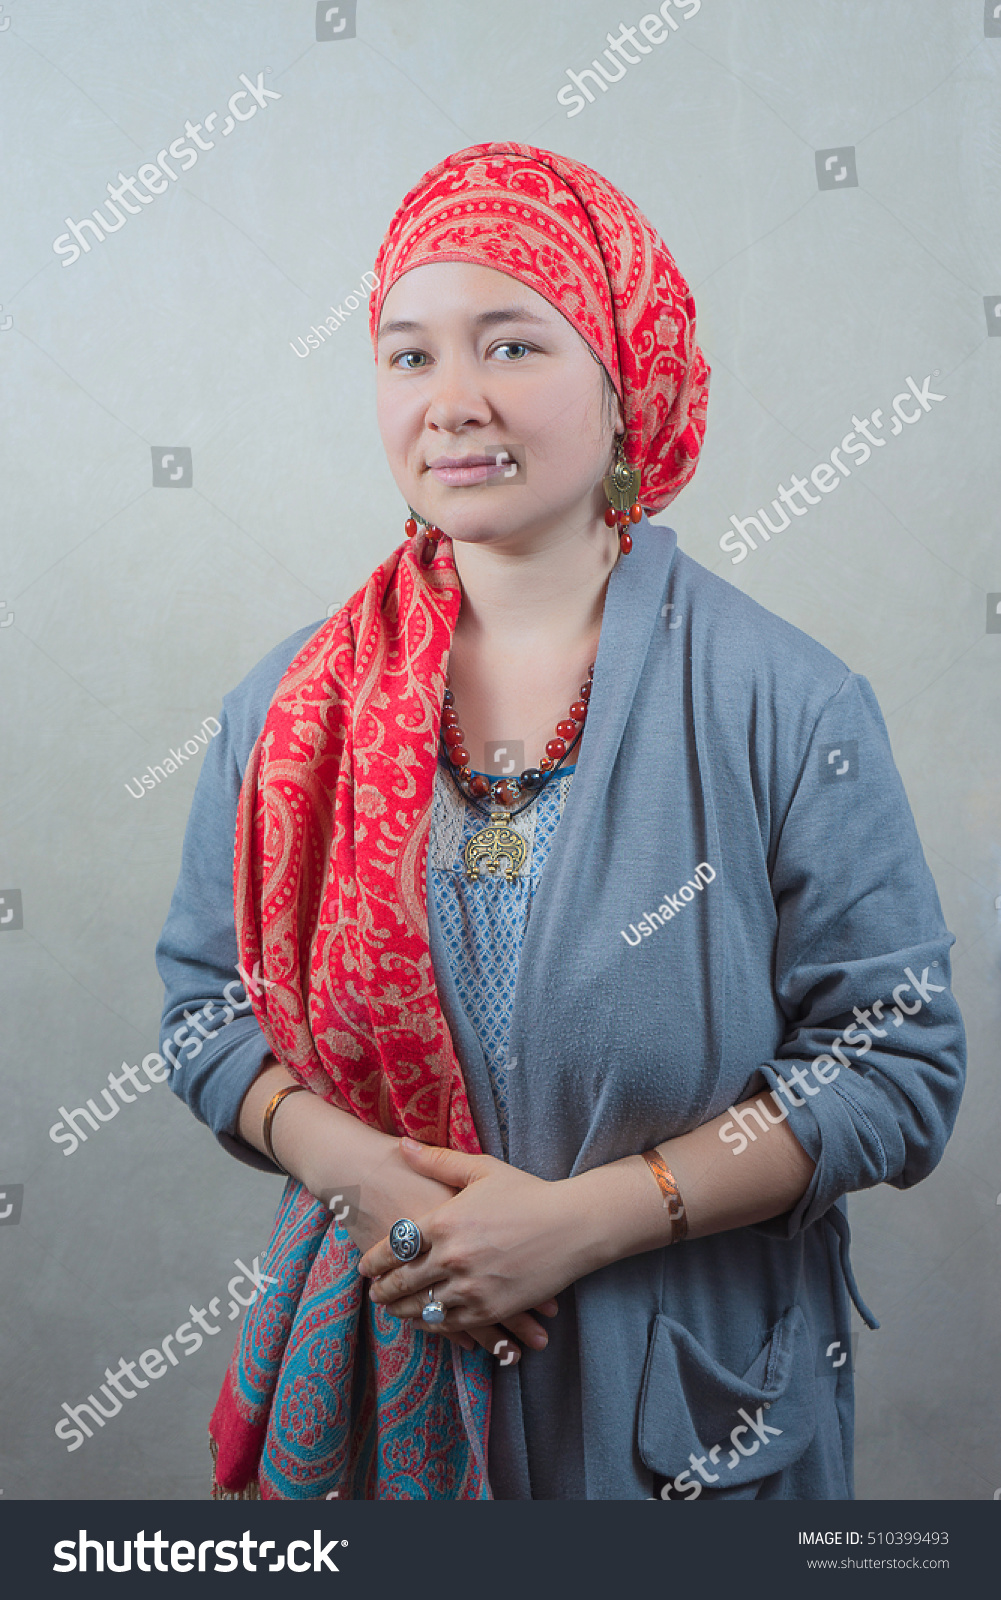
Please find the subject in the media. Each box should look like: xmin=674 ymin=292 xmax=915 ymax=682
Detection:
xmin=427 ymin=761 xmax=576 ymax=1158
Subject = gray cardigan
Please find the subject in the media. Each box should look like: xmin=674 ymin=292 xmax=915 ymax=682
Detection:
xmin=156 ymin=518 xmax=965 ymax=1500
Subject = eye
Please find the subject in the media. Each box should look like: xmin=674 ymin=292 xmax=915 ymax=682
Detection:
xmin=492 ymin=341 xmax=532 ymax=362
xmin=392 ymin=350 xmax=430 ymax=370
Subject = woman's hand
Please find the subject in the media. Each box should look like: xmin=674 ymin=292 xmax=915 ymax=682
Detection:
xmin=322 ymin=1135 xmax=556 ymax=1367
xmin=241 ymin=1074 xmax=555 ymax=1365
xmin=358 ymin=1138 xmax=588 ymax=1333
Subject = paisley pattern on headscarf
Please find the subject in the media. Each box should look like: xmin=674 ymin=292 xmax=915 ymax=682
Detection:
xmin=370 ymin=142 xmax=710 ymax=514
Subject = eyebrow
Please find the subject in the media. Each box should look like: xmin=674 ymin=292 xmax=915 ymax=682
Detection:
xmin=378 ymin=307 xmax=552 ymax=338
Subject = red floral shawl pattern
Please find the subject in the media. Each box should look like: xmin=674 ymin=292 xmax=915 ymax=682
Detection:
xmin=209 ymin=533 xmax=492 ymax=1498
xmin=233 ymin=536 xmax=477 ymax=1151
xmin=369 ymin=142 xmax=710 ymax=514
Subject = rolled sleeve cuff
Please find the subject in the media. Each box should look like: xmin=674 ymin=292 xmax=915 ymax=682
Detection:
xmin=750 ymin=1061 xmax=892 ymax=1239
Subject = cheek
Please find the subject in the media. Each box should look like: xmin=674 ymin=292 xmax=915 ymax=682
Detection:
xmin=523 ymin=372 xmax=605 ymax=453
xmin=375 ymin=385 xmax=416 ymax=464
xmin=527 ymin=385 xmax=606 ymax=481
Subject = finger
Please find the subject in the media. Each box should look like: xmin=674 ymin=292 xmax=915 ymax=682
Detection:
xmin=500 ymin=1310 xmax=551 ymax=1350
xmin=398 ymin=1136 xmax=490 ymax=1190
xmin=441 ymin=1329 xmax=476 ymax=1354
xmin=359 ymin=1223 xmax=436 ymax=1282
xmin=376 ymin=1290 xmax=443 ymax=1322
xmin=376 ymin=1295 xmax=551 ymax=1355
xmin=366 ymin=1252 xmax=442 ymax=1304
xmin=357 ymin=1237 xmax=398 ymax=1279
xmin=533 ymin=1299 xmax=559 ymax=1318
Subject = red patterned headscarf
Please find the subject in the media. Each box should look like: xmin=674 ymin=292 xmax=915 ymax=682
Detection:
xmin=369 ymin=141 xmax=710 ymax=513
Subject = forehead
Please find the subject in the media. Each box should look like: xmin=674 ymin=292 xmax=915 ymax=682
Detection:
xmin=378 ymin=260 xmax=562 ymax=332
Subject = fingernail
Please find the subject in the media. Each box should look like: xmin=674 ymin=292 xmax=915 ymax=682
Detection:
xmin=401 ymin=1136 xmax=423 ymax=1151
xmin=533 ymin=1334 xmax=548 ymax=1349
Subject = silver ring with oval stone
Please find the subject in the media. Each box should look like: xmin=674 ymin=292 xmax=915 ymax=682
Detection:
xmin=388 ymin=1217 xmax=424 ymax=1263
xmin=422 ymin=1286 xmax=447 ymax=1326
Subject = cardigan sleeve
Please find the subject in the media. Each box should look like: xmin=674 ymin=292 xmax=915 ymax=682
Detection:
xmin=154 ymin=623 xmax=322 ymax=1174
xmin=749 ymin=671 xmax=966 ymax=1237
xmin=154 ymin=703 xmax=281 ymax=1174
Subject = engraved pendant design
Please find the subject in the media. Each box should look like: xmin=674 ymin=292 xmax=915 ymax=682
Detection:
xmin=463 ymin=812 xmax=527 ymax=883
xmin=602 ymin=456 xmax=642 ymax=512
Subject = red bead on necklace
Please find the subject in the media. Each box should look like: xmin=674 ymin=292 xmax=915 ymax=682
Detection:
xmin=441 ymin=664 xmax=594 ymax=810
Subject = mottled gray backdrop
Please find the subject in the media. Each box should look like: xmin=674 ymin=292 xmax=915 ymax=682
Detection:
xmin=1 ymin=0 xmax=998 ymax=1500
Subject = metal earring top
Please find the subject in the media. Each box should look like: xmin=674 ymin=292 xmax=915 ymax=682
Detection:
xmin=603 ymin=436 xmax=642 ymax=552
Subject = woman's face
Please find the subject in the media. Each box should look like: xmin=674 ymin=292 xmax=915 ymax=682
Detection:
xmin=376 ymin=261 xmax=621 ymax=549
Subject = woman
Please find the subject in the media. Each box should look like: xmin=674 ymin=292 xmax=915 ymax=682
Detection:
xmin=156 ymin=142 xmax=965 ymax=1501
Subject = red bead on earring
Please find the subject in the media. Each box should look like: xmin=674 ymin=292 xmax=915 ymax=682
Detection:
xmin=413 ymin=517 xmax=442 ymax=567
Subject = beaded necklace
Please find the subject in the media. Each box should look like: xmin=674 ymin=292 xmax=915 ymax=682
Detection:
xmin=439 ymin=665 xmax=593 ymax=883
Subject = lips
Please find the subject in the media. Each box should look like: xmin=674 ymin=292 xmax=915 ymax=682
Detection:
xmin=426 ymin=452 xmax=516 ymax=488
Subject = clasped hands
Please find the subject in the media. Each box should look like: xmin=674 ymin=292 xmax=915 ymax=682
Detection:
xmin=357 ymin=1137 xmax=591 ymax=1365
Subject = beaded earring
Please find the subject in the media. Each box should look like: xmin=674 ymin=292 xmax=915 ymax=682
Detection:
xmin=602 ymin=437 xmax=642 ymax=553
xmin=405 ymin=506 xmax=444 ymax=567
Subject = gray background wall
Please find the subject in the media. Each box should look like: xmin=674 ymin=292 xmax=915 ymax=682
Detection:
xmin=1 ymin=0 xmax=998 ymax=1500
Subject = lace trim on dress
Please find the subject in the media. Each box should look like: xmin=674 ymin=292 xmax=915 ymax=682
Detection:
xmin=429 ymin=763 xmax=574 ymax=873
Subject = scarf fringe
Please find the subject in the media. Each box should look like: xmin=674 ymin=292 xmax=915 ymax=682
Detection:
xmin=209 ymin=1431 xmax=261 ymax=1500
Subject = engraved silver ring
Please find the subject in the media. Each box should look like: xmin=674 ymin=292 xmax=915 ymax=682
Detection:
xmin=389 ymin=1217 xmax=423 ymax=1263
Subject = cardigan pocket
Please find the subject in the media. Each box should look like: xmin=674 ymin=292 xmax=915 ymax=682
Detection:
xmin=637 ymin=1304 xmax=817 ymax=1497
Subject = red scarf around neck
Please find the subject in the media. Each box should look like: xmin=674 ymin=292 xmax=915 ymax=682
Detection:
xmin=209 ymin=531 xmax=493 ymax=1501
xmin=234 ymin=530 xmax=479 ymax=1152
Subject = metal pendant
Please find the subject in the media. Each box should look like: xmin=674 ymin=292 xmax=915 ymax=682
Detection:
xmin=463 ymin=812 xmax=527 ymax=883
xmin=603 ymin=454 xmax=642 ymax=512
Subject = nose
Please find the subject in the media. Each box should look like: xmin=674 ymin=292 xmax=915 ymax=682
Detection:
xmin=423 ymin=354 xmax=493 ymax=434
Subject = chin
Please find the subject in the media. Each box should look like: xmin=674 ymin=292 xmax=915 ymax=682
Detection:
xmin=422 ymin=503 xmax=524 ymax=543
xmin=442 ymin=513 xmax=516 ymax=539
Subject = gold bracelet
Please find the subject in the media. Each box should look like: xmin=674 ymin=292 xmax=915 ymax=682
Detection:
xmin=639 ymin=1148 xmax=688 ymax=1244
xmin=262 ymin=1083 xmax=309 ymax=1173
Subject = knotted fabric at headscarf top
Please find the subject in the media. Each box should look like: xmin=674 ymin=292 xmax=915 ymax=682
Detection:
xmin=207 ymin=142 xmax=710 ymax=1499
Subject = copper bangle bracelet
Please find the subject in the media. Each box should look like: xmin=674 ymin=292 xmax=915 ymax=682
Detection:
xmin=262 ymin=1083 xmax=309 ymax=1173
xmin=639 ymin=1148 xmax=689 ymax=1244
